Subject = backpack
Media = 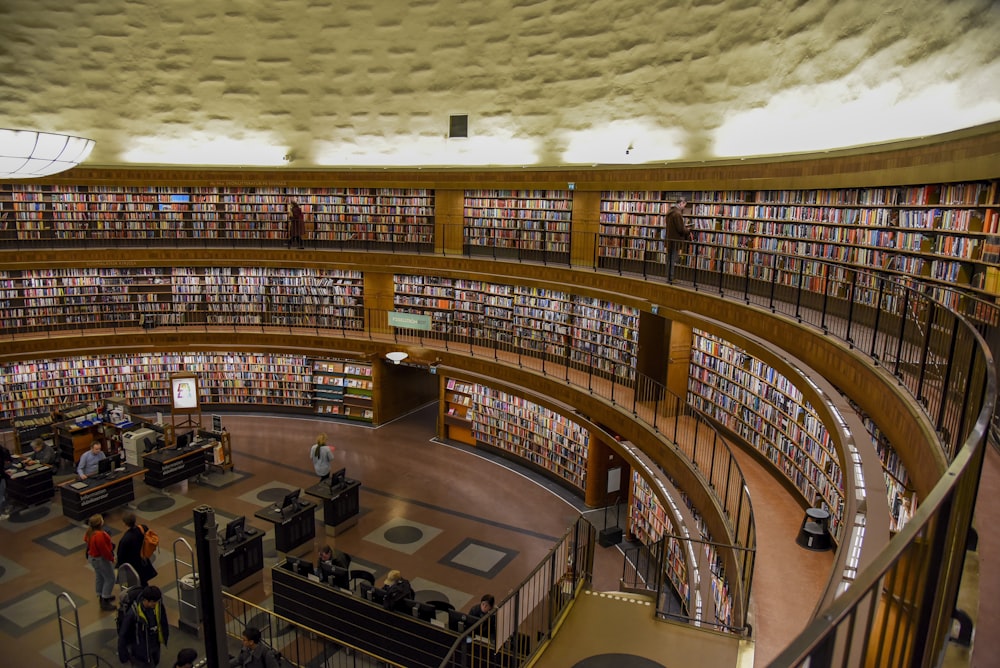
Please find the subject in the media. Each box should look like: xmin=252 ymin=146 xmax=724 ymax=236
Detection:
xmin=140 ymin=525 xmax=159 ymax=562
xmin=115 ymin=585 xmax=144 ymax=633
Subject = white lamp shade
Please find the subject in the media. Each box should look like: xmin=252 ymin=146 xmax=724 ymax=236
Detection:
xmin=0 ymin=129 xmax=95 ymax=178
xmin=386 ymin=352 xmax=409 ymax=364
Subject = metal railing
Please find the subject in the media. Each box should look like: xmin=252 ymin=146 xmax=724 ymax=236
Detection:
xmin=219 ymin=517 xmax=594 ymax=668
xmin=0 ymin=230 xmax=995 ymax=666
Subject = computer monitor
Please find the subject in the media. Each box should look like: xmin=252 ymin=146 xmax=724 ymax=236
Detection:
xmin=143 ymin=437 xmax=157 ymax=454
xmin=224 ymin=516 xmax=246 ymax=543
xmin=414 ymin=602 xmax=436 ymax=622
xmin=280 ymin=488 xmax=301 ymax=511
xmin=286 ymin=557 xmax=311 ymax=577
xmin=369 ymin=586 xmax=387 ymax=606
xmin=330 ymin=467 xmax=347 ymax=488
xmin=447 ymin=610 xmax=469 ymax=632
xmin=319 ymin=563 xmax=350 ymax=589
xmin=98 ymin=457 xmax=113 ymax=476
xmin=175 ymin=431 xmax=191 ymax=449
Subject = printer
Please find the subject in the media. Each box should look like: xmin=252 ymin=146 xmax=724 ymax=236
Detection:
xmin=122 ymin=427 xmax=157 ymax=466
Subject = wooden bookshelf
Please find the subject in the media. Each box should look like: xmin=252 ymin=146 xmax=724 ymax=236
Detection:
xmin=442 ymin=378 xmax=475 ymax=445
xmin=628 ymin=468 xmax=735 ymax=628
xmin=394 ymin=275 xmax=639 ymax=381
xmin=687 ymin=331 xmax=846 ymax=537
xmin=0 ymin=352 xmax=315 ymax=422
xmin=463 ymin=189 xmax=573 ymax=262
xmin=0 ymin=184 xmax=435 ymax=249
xmin=341 ymin=362 xmax=375 ymax=423
xmin=599 ymin=182 xmax=1000 ymax=325
xmin=0 ymin=266 xmax=363 ymax=332
xmin=598 ymin=190 xmax=689 ymax=271
xmin=848 ymin=398 xmax=915 ymax=533
xmin=439 ymin=376 xmax=590 ymax=493
xmin=312 ymin=359 xmax=347 ymax=417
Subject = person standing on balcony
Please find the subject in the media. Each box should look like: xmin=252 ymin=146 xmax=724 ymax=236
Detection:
xmin=287 ymin=201 xmax=305 ymax=249
xmin=665 ymin=197 xmax=692 ymax=281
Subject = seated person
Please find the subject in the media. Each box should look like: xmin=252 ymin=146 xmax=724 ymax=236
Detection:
xmin=468 ymin=594 xmax=496 ymax=638
xmin=228 ymin=626 xmax=279 ymax=668
xmin=25 ymin=438 xmax=58 ymax=467
xmin=315 ymin=544 xmax=351 ymax=574
xmin=381 ymin=569 xmax=415 ymax=612
xmin=76 ymin=442 xmax=107 ymax=479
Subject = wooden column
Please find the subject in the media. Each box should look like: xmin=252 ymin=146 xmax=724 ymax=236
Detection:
xmin=571 ymin=190 xmax=601 ymax=266
xmin=585 ymin=433 xmax=629 ymax=508
xmin=435 ymin=189 xmax=465 ymax=255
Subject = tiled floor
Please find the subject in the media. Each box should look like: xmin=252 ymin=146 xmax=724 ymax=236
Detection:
xmin=0 ymin=404 xmax=825 ymax=667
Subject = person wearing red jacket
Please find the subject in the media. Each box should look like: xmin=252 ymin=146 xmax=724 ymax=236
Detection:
xmin=84 ymin=513 xmax=117 ymax=610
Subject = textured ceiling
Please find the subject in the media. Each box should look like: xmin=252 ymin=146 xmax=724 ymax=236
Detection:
xmin=2 ymin=0 xmax=999 ymax=169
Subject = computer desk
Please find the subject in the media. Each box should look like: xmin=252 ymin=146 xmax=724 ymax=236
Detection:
xmin=305 ymin=478 xmax=361 ymax=536
xmin=253 ymin=500 xmax=317 ymax=554
xmin=58 ymin=463 xmax=146 ymax=522
xmin=142 ymin=440 xmax=214 ymax=489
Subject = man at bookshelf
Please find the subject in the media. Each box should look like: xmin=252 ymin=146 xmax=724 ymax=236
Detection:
xmin=77 ymin=442 xmax=107 ymax=479
xmin=665 ymin=197 xmax=692 ymax=281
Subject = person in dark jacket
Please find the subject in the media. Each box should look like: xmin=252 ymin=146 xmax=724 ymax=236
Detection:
xmin=467 ymin=593 xmax=496 ymax=638
xmin=381 ymin=569 xmax=415 ymax=612
xmin=118 ymin=585 xmax=170 ymax=667
xmin=229 ymin=626 xmax=279 ymax=668
xmin=117 ymin=511 xmax=158 ymax=586
xmin=664 ymin=197 xmax=692 ymax=280
xmin=287 ymin=201 xmax=305 ymax=249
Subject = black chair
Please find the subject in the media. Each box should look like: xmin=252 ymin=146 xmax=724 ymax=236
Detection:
xmin=425 ymin=600 xmax=455 ymax=613
xmin=349 ymin=569 xmax=375 ymax=593
xmin=359 ymin=581 xmax=373 ymax=601
xmin=413 ymin=601 xmax=436 ymax=622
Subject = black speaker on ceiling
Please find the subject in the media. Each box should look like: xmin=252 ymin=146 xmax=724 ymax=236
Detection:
xmin=449 ymin=114 xmax=469 ymax=138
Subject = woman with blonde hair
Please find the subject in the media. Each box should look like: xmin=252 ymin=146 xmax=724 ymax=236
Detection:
xmin=310 ymin=432 xmax=336 ymax=486
xmin=84 ymin=513 xmax=117 ymax=610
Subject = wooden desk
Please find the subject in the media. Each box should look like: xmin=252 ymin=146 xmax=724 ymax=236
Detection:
xmin=272 ymin=563 xmax=462 ymax=668
xmin=220 ymin=526 xmax=265 ymax=592
xmin=56 ymin=420 xmax=103 ymax=464
xmin=305 ymin=479 xmax=361 ymax=535
xmin=253 ymin=501 xmax=317 ymax=554
xmin=142 ymin=441 xmax=214 ymax=489
xmin=58 ymin=464 xmax=146 ymax=522
xmin=6 ymin=463 xmax=55 ymax=508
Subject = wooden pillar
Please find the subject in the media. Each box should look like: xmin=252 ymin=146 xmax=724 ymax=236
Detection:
xmin=365 ymin=270 xmax=394 ymax=335
xmin=435 ymin=189 xmax=465 ymax=255
xmin=571 ymin=190 xmax=601 ymax=266
xmin=585 ymin=433 xmax=630 ymax=509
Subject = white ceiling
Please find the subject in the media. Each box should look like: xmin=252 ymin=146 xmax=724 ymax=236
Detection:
xmin=2 ymin=0 xmax=999 ymax=169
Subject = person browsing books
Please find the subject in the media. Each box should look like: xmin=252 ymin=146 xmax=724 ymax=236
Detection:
xmin=77 ymin=442 xmax=106 ymax=479
xmin=664 ymin=197 xmax=692 ymax=281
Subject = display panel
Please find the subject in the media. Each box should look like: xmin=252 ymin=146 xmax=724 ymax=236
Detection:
xmin=170 ymin=374 xmax=200 ymax=412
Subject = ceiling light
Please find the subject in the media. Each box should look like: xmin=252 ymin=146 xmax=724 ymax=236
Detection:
xmin=0 ymin=129 xmax=95 ymax=178
xmin=385 ymin=351 xmax=409 ymax=365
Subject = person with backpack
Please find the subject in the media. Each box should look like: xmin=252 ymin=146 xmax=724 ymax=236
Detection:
xmin=84 ymin=513 xmax=117 ymax=610
xmin=118 ymin=585 xmax=170 ymax=667
xmin=117 ymin=512 xmax=158 ymax=587
xmin=229 ymin=626 xmax=279 ymax=668
xmin=309 ymin=433 xmax=335 ymax=486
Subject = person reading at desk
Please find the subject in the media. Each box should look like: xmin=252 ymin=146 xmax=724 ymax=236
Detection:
xmin=77 ymin=442 xmax=107 ymax=479
xmin=26 ymin=438 xmax=58 ymax=467
xmin=315 ymin=544 xmax=351 ymax=574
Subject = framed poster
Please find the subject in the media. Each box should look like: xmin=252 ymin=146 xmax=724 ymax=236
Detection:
xmin=170 ymin=374 xmax=200 ymax=413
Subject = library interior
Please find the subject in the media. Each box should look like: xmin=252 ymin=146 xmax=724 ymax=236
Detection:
xmin=1 ymin=2 xmax=999 ymax=668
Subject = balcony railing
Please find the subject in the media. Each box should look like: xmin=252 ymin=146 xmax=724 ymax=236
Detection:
xmin=0 ymin=230 xmax=994 ymax=666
